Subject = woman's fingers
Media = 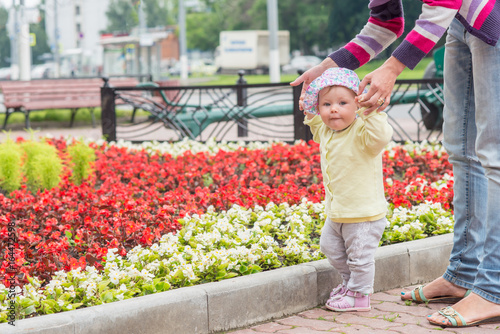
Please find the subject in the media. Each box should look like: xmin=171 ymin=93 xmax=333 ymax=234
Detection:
xmin=290 ymin=58 xmax=338 ymax=110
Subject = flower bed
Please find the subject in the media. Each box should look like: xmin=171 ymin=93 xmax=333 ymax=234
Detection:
xmin=0 ymin=138 xmax=453 ymax=322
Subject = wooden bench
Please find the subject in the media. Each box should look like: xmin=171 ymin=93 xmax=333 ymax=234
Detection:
xmin=0 ymin=77 xmax=140 ymax=129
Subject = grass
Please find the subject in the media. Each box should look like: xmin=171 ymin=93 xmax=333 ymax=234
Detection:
xmin=197 ymin=57 xmax=433 ymax=85
xmin=0 ymin=108 xmax=141 ymax=128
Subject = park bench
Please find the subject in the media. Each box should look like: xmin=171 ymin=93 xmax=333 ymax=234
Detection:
xmin=0 ymin=77 xmax=140 ymax=130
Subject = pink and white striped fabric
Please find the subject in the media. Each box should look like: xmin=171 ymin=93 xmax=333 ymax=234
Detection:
xmin=329 ymin=0 xmax=500 ymax=70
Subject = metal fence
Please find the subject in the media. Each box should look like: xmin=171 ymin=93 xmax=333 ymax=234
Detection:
xmin=100 ymin=75 xmax=444 ymax=143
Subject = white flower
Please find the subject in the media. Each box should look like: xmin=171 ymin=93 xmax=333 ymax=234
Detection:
xmin=109 ymin=270 xmax=121 ymax=285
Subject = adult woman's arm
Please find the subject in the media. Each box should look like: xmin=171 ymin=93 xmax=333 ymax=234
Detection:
xmin=291 ymin=0 xmax=462 ymax=113
xmin=291 ymin=0 xmax=405 ymax=110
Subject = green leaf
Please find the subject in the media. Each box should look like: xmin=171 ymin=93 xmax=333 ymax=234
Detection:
xmin=101 ymin=291 xmax=114 ymax=303
xmin=71 ymin=302 xmax=83 ymax=309
xmin=19 ymin=298 xmax=34 ymax=308
xmin=98 ymin=280 xmax=110 ymax=294
xmin=224 ymin=272 xmax=238 ymax=279
xmin=23 ymin=305 xmax=37 ymax=315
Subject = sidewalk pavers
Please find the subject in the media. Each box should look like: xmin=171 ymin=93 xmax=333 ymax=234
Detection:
xmin=226 ymin=286 xmax=500 ymax=334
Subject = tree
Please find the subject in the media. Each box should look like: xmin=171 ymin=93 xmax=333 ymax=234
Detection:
xmin=0 ymin=5 xmax=10 ymax=68
xmin=186 ymin=12 xmax=219 ymax=50
xmin=278 ymin=1 xmax=332 ymax=55
xmin=327 ymin=0 xmax=369 ymax=51
xmin=105 ymin=0 xmax=138 ymax=34
xmin=327 ymin=0 xmax=430 ymax=58
xmin=186 ymin=0 xmax=275 ymax=51
xmin=181 ymin=0 xmax=424 ymax=56
xmin=143 ymin=0 xmax=169 ymax=28
xmin=190 ymin=0 xmax=334 ymax=55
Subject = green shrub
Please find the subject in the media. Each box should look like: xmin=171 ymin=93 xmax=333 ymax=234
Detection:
xmin=68 ymin=141 xmax=96 ymax=185
xmin=21 ymin=140 xmax=62 ymax=192
xmin=0 ymin=139 xmax=23 ymax=194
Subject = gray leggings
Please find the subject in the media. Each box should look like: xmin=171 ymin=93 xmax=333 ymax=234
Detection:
xmin=320 ymin=217 xmax=386 ymax=294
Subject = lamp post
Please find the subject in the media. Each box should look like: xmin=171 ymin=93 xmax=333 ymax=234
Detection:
xmin=10 ymin=0 xmax=19 ymax=80
xmin=267 ymin=0 xmax=280 ymax=83
xmin=18 ymin=0 xmax=31 ymax=80
xmin=53 ymin=0 xmax=60 ymax=77
xmin=178 ymin=0 xmax=188 ymax=80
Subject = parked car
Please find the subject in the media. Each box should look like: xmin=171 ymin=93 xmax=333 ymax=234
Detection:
xmin=31 ymin=63 xmax=56 ymax=79
xmin=190 ymin=59 xmax=217 ymax=76
xmin=282 ymin=55 xmax=322 ymax=74
xmin=168 ymin=61 xmax=191 ymax=77
xmin=0 ymin=67 xmax=12 ymax=80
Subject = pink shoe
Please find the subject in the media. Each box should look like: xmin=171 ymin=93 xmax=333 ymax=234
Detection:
xmin=328 ymin=284 xmax=347 ymax=301
xmin=325 ymin=290 xmax=371 ymax=312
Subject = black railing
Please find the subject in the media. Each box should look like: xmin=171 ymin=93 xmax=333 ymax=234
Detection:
xmin=100 ymin=75 xmax=443 ymax=143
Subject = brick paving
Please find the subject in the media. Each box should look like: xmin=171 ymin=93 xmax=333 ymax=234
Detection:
xmin=0 ymin=125 xmax=103 ymax=142
xmin=224 ymin=285 xmax=500 ymax=334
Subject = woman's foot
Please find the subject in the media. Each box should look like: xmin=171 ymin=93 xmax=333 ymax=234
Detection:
xmin=400 ymin=277 xmax=468 ymax=302
xmin=428 ymin=292 xmax=500 ymax=327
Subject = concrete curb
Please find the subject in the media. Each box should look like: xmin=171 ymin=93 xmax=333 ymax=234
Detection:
xmin=1 ymin=234 xmax=453 ymax=334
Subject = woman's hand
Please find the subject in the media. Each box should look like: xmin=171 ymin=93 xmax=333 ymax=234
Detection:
xmin=357 ymin=56 xmax=406 ymax=114
xmin=290 ymin=57 xmax=337 ymax=110
xmin=303 ymin=111 xmax=316 ymax=120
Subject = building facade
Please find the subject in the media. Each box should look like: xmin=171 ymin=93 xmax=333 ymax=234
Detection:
xmin=44 ymin=0 xmax=111 ymax=76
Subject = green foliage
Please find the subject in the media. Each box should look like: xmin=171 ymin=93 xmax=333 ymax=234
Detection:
xmin=21 ymin=140 xmax=62 ymax=192
xmin=143 ymin=0 xmax=169 ymax=28
xmin=187 ymin=0 xmax=431 ymax=57
xmin=103 ymin=0 xmax=170 ymax=33
xmin=0 ymin=5 xmax=11 ymax=68
xmin=105 ymin=0 xmax=139 ymax=34
xmin=186 ymin=0 xmax=271 ymax=51
xmin=0 ymin=139 xmax=23 ymax=194
xmin=328 ymin=1 xmax=369 ymax=51
xmin=186 ymin=12 xmax=220 ymax=51
xmin=68 ymin=141 xmax=96 ymax=185
xmin=280 ymin=1 xmax=332 ymax=54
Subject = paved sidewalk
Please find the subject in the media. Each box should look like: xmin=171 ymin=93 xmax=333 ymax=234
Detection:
xmin=225 ymin=285 xmax=500 ymax=334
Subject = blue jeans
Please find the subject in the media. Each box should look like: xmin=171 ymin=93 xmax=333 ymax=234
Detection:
xmin=442 ymin=18 xmax=500 ymax=304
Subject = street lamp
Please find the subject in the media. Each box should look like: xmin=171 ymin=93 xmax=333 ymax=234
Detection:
xmin=178 ymin=0 xmax=188 ymax=80
xmin=267 ymin=0 xmax=280 ymax=83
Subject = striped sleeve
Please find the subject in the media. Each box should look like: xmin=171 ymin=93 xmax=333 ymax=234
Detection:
xmin=329 ymin=0 xmax=405 ymax=69
xmin=393 ymin=1 xmax=462 ymax=69
xmin=329 ymin=0 xmax=463 ymax=70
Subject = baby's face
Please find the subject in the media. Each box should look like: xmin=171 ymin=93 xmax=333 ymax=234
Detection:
xmin=318 ymin=86 xmax=358 ymax=131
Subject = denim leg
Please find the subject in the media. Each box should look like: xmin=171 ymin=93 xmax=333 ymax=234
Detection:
xmin=468 ymin=27 xmax=500 ymax=305
xmin=442 ymin=19 xmax=487 ymax=290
